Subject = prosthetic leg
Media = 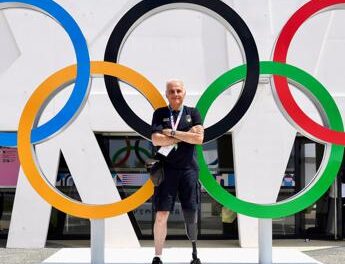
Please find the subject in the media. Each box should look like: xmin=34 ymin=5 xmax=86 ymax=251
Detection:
xmin=183 ymin=209 xmax=201 ymax=264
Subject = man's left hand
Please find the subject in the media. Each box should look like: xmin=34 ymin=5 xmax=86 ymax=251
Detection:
xmin=162 ymin=128 xmax=172 ymax=136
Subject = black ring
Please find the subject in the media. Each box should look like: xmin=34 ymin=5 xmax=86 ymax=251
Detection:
xmin=104 ymin=0 xmax=260 ymax=142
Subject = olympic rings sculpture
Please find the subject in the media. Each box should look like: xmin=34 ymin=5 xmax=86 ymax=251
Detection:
xmin=0 ymin=0 xmax=90 ymax=147
xmin=2 ymin=0 xmax=344 ymax=219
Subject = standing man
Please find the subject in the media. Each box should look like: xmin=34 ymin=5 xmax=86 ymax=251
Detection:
xmin=151 ymin=80 xmax=204 ymax=264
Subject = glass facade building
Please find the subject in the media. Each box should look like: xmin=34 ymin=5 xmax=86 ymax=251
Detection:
xmin=0 ymin=134 xmax=343 ymax=241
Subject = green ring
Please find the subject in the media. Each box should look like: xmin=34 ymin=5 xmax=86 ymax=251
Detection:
xmin=196 ymin=61 xmax=344 ymax=218
xmin=112 ymin=146 xmax=151 ymax=164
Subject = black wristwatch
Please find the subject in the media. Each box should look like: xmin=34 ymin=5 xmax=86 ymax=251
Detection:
xmin=170 ymin=130 xmax=176 ymax=137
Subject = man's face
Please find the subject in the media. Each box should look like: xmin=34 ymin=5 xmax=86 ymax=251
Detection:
xmin=166 ymin=82 xmax=186 ymax=108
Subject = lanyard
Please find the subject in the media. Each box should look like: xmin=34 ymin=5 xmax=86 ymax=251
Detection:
xmin=169 ymin=106 xmax=183 ymax=132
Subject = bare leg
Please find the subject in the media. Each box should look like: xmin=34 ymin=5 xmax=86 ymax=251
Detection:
xmin=154 ymin=211 xmax=170 ymax=255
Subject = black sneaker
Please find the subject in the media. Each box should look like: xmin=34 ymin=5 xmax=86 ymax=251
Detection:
xmin=190 ymin=258 xmax=201 ymax=264
xmin=152 ymin=257 xmax=163 ymax=264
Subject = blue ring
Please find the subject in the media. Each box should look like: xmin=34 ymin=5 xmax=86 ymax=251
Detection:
xmin=0 ymin=0 xmax=90 ymax=146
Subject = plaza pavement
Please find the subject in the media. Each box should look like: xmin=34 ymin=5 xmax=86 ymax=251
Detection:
xmin=1 ymin=239 xmax=345 ymax=264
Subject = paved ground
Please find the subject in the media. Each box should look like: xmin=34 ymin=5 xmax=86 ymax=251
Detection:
xmin=305 ymin=247 xmax=345 ymax=264
xmin=1 ymin=239 xmax=345 ymax=264
xmin=0 ymin=248 xmax=59 ymax=264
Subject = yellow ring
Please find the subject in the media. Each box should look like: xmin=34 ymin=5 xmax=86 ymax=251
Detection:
xmin=18 ymin=61 xmax=167 ymax=219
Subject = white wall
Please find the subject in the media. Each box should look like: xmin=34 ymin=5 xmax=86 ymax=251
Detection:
xmin=0 ymin=0 xmax=345 ymax=248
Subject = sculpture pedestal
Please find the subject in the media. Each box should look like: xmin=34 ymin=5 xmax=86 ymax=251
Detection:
xmin=42 ymin=247 xmax=321 ymax=264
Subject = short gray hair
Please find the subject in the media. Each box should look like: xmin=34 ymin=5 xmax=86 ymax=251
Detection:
xmin=166 ymin=79 xmax=184 ymax=90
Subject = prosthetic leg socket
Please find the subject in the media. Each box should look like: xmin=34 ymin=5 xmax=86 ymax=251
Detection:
xmin=183 ymin=209 xmax=201 ymax=264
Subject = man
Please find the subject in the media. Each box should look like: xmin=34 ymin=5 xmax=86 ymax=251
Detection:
xmin=151 ymin=79 xmax=204 ymax=264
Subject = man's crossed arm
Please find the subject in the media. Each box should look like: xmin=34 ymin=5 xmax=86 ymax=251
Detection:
xmin=152 ymin=125 xmax=204 ymax=146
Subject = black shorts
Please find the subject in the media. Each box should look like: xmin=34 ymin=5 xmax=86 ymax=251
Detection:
xmin=153 ymin=166 xmax=200 ymax=212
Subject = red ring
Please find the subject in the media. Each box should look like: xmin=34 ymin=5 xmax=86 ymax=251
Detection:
xmin=113 ymin=137 xmax=131 ymax=167
xmin=273 ymin=0 xmax=345 ymax=145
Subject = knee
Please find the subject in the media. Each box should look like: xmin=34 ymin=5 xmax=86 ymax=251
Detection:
xmin=183 ymin=209 xmax=198 ymax=224
xmin=155 ymin=211 xmax=169 ymax=225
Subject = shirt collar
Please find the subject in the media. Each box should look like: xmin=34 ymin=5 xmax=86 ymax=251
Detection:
xmin=168 ymin=104 xmax=183 ymax=113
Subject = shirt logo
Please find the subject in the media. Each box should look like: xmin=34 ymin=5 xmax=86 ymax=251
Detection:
xmin=163 ymin=117 xmax=170 ymax=122
xmin=186 ymin=115 xmax=192 ymax=123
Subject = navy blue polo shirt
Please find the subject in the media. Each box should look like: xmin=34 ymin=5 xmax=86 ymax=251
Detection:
xmin=151 ymin=106 xmax=203 ymax=169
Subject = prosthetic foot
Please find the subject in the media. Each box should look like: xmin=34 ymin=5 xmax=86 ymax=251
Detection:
xmin=183 ymin=209 xmax=201 ymax=264
xmin=190 ymin=241 xmax=201 ymax=264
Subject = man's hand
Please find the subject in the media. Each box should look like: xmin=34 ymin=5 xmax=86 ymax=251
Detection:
xmin=189 ymin=125 xmax=203 ymax=134
xmin=162 ymin=128 xmax=172 ymax=137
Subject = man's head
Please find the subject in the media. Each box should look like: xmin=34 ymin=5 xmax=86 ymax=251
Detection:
xmin=165 ymin=79 xmax=186 ymax=110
